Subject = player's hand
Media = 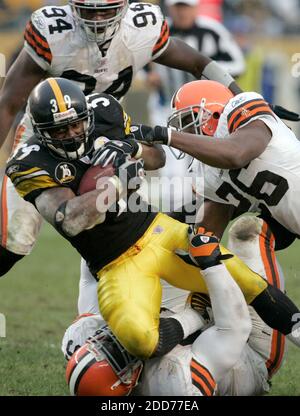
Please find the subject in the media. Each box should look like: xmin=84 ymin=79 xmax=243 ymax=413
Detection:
xmin=114 ymin=156 xmax=145 ymax=192
xmin=270 ymin=104 xmax=300 ymax=122
xmin=91 ymin=139 xmax=141 ymax=167
xmin=128 ymin=124 xmax=172 ymax=146
xmin=186 ymin=292 xmax=212 ymax=323
xmin=175 ymin=226 xmax=233 ymax=270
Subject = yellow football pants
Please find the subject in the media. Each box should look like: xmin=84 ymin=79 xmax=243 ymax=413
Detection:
xmin=97 ymin=213 xmax=267 ymax=359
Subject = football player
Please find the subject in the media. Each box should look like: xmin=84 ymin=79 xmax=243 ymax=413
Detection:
xmin=63 ymin=219 xmax=284 ymax=396
xmin=0 ymin=0 xmax=242 ymax=277
xmin=128 ymin=79 xmax=300 ymax=346
xmin=5 ymin=78 xmax=300 ymax=360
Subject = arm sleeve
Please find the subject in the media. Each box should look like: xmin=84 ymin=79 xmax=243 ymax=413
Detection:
xmin=190 ymin=264 xmax=252 ymax=393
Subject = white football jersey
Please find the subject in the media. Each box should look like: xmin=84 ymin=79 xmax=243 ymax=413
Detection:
xmin=190 ymin=92 xmax=300 ymax=235
xmin=24 ymin=3 xmax=169 ymax=99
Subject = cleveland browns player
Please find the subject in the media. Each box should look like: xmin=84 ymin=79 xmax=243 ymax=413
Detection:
xmin=127 ymin=79 xmax=300 ymax=346
xmin=0 ymin=0 xmax=242 ymax=278
xmin=6 ymin=77 xmax=300 ymax=360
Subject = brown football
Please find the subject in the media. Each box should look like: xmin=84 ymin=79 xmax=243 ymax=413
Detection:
xmin=78 ymin=163 xmax=115 ymax=195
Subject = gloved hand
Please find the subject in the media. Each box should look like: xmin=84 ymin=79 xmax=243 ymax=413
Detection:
xmin=186 ymin=292 xmax=212 ymax=323
xmin=270 ymin=104 xmax=300 ymax=122
xmin=128 ymin=124 xmax=172 ymax=146
xmin=175 ymin=226 xmax=233 ymax=270
xmin=114 ymin=156 xmax=145 ymax=193
xmin=91 ymin=139 xmax=141 ymax=167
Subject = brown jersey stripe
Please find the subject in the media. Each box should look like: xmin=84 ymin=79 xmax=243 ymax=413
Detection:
xmin=259 ymin=222 xmax=285 ymax=377
xmin=24 ymin=32 xmax=52 ymax=64
xmin=231 ymin=107 xmax=274 ymax=132
xmin=152 ymin=20 xmax=170 ymax=56
xmin=190 ymin=359 xmax=216 ymax=395
xmin=1 ymin=175 xmax=8 ymax=248
xmin=25 ymin=21 xmax=51 ymax=52
xmin=25 ymin=30 xmax=51 ymax=55
xmin=191 ymin=371 xmax=215 ymax=396
xmin=229 ymin=101 xmax=271 ymax=129
xmin=228 ymin=99 xmax=271 ymax=131
xmin=191 ymin=358 xmax=216 ymax=388
xmin=227 ymin=99 xmax=268 ymax=126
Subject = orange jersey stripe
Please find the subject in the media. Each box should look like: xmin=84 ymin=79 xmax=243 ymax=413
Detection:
xmin=232 ymin=105 xmax=274 ymax=132
xmin=1 ymin=175 xmax=8 ymax=248
xmin=259 ymin=221 xmax=285 ymax=377
xmin=191 ymin=359 xmax=216 ymax=389
xmin=190 ymin=359 xmax=216 ymax=396
xmin=26 ymin=22 xmax=51 ymax=51
xmin=0 ymin=120 xmax=25 ymax=248
xmin=228 ymin=99 xmax=268 ymax=128
xmin=152 ymin=20 xmax=170 ymax=55
xmin=25 ymin=32 xmax=52 ymax=64
xmin=13 ymin=125 xmax=26 ymax=151
xmin=191 ymin=372 xmax=213 ymax=396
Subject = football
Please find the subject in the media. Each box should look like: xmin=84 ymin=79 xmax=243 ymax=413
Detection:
xmin=78 ymin=164 xmax=115 ymax=195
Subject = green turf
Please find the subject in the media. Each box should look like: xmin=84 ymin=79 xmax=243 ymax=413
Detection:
xmin=0 ymin=223 xmax=300 ymax=395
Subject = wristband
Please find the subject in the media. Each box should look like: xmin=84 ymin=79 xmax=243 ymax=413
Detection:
xmin=202 ymin=61 xmax=234 ymax=88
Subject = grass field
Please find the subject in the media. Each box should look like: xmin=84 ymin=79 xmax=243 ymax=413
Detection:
xmin=0 ymin=223 xmax=300 ymax=396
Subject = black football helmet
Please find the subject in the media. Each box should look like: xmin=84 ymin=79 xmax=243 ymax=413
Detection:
xmin=29 ymin=77 xmax=95 ymax=160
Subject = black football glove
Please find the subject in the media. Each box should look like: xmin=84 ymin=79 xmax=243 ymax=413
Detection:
xmin=128 ymin=124 xmax=171 ymax=146
xmin=91 ymin=139 xmax=141 ymax=167
xmin=115 ymin=156 xmax=145 ymax=192
xmin=175 ymin=226 xmax=233 ymax=270
xmin=270 ymin=104 xmax=300 ymax=122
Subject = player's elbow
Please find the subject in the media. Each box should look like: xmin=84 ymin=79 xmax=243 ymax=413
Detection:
xmin=0 ymin=92 xmax=22 ymax=117
xmin=236 ymin=312 xmax=252 ymax=342
xmin=225 ymin=146 xmax=251 ymax=169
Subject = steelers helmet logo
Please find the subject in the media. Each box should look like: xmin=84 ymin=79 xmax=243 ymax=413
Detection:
xmin=55 ymin=162 xmax=77 ymax=184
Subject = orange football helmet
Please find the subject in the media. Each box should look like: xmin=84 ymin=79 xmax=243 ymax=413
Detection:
xmin=168 ymin=80 xmax=234 ymax=137
xmin=66 ymin=325 xmax=143 ymax=396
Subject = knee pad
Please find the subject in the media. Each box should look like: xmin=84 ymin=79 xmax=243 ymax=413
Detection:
xmin=228 ymin=217 xmax=268 ymax=273
xmin=0 ymin=245 xmax=24 ymax=277
xmin=228 ymin=216 xmax=264 ymax=244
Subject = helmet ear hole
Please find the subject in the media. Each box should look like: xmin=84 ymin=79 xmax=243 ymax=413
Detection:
xmin=212 ymin=112 xmax=220 ymax=119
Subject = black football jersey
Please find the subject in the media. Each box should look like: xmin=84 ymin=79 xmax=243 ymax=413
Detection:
xmin=6 ymin=94 xmax=156 ymax=275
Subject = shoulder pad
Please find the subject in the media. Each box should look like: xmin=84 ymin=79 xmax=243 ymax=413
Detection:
xmin=224 ymin=92 xmax=274 ymax=133
xmin=87 ymin=93 xmax=128 ymax=139
xmin=122 ymin=3 xmax=170 ymax=60
xmin=24 ymin=5 xmax=74 ymax=69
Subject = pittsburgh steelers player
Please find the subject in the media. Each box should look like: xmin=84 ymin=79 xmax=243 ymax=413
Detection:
xmin=0 ymin=0 xmax=242 ymax=278
xmin=128 ymin=79 xmax=300 ymax=346
xmin=63 ymin=220 xmax=286 ymax=396
xmin=6 ymin=77 xmax=300 ymax=359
